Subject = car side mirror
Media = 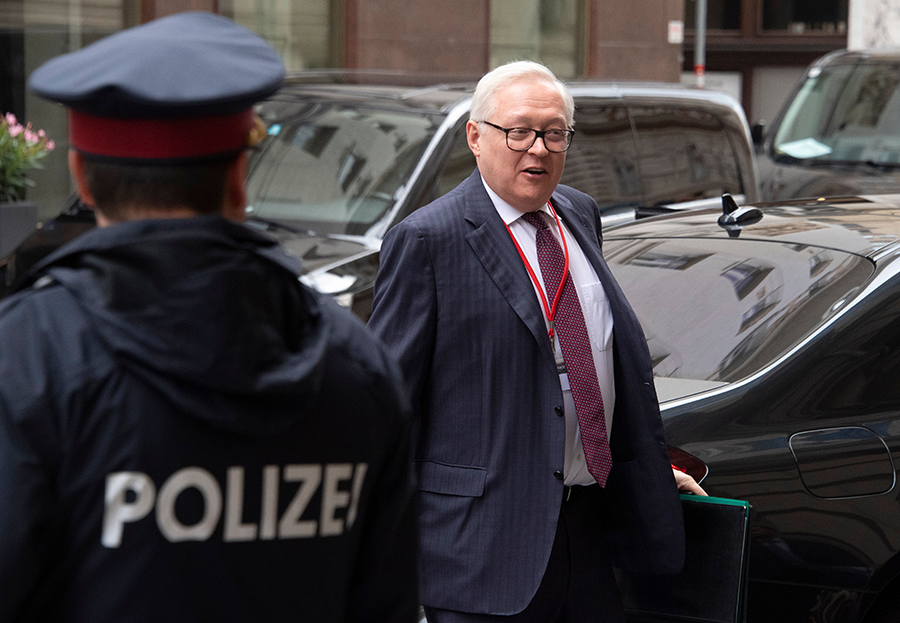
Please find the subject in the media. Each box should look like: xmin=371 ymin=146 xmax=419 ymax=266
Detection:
xmin=751 ymin=121 xmax=765 ymax=146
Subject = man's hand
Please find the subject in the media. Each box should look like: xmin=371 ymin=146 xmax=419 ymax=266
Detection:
xmin=672 ymin=468 xmax=707 ymax=496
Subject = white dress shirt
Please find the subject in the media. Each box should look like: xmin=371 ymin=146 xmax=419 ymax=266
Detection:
xmin=482 ymin=177 xmax=615 ymax=486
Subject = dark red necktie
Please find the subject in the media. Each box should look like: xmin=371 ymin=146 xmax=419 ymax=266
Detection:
xmin=522 ymin=211 xmax=612 ymax=487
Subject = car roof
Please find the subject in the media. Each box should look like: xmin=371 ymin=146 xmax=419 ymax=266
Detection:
xmin=604 ymin=195 xmax=900 ymax=259
xmin=814 ymin=48 xmax=900 ymax=66
xmin=268 ymin=69 xmax=748 ymax=116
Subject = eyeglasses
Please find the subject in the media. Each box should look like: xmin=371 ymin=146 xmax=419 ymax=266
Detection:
xmin=478 ymin=120 xmax=575 ymax=153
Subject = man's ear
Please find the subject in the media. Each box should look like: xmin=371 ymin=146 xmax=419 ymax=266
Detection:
xmin=466 ymin=120 xmax=482 ymax=158
xmin=68 ymin=150 xmax=96 ymax=207
xmin=222 ymin=151 xmax=248 ymax=222
xmin=69 ymin=150 xmax=113 ymax=226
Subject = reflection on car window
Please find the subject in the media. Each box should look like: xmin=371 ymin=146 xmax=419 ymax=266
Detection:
xmin=774 ymin=63 xmax=900 ymax=165
xmin=247 ymin=104 xmax=441 ymax=235
xmin=434 ymin=123 xmax=477 ymax=201
xmin=606 ymin=238 xmax=871 ymax=401
xmin=561 ymin=103 xmax=642 ymax=211
xmin=630 ymin=105 xmax=744 ymax=206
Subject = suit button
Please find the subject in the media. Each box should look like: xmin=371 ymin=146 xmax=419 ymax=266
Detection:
xmin=554 ymin=406 xmax=564 ymax=417
xmin=553 ymin=470 xmax=563 ymax=480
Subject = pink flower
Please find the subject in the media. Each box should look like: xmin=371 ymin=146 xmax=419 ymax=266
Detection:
xmin=1 ymin=112 xmax=54 ymax=201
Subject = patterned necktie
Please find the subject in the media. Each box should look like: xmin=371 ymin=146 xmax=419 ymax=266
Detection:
xmin=521 ymin=210 xmax=613 ymax=487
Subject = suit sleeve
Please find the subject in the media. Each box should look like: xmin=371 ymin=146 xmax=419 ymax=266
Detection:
xmin=591 ymin=196 xmax=604 ymax=247
xmin=368 ymin=220 xmax=437 ymax=414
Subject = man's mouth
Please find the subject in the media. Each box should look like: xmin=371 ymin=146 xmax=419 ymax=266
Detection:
xmin=522 ymin=167 xmax=546 ymax=176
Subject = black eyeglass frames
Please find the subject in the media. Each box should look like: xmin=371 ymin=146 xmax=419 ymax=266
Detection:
xmin=478 ymin=120 xmax=574 ymax=153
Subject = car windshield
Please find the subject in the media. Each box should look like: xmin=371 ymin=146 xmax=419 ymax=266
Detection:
xmin=246 ymin=101 xmax=443 ymax=235
xmin=606 ymin=237 xmax=873 ymax=402
xmin=773 ymin=62 xmax=900 ymax=165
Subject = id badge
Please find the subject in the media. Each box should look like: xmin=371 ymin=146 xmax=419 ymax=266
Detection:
xmin=556 ymin=353 xmax=569 ymax=390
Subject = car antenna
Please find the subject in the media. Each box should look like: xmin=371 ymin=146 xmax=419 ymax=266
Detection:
xmin=718 ymin=194 xmax=762 ymax=238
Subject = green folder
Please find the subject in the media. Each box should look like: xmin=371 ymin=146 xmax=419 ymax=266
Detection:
xmin=616 ymin=494 xmax=752 ymax=623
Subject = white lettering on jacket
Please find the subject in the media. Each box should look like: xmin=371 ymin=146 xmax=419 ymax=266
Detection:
xmin=101 ymin=463 xmax=368 ymax=548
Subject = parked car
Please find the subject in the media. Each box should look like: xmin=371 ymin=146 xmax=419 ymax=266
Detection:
xmin=605 ymin=194 xmax=900 ymax=623
xmin=757 ymin=49 xmax=900 ymax=201
xmin=1 ymin=72 xmax=758 ymax=314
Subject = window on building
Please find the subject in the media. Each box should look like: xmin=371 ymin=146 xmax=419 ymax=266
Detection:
xmin=684 ymin=0 xmax=741 ymax=30
xmin=762 ymin=0 xmax=847 ymax=34
xmin=0 ymin=0 xmax=139 ymax=218
xmin=490 ymin=0 xmax=587 ymax=78
xmin=221 ymin=0 xmax=340 ymax=70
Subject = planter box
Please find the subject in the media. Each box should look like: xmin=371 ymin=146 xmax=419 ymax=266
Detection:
xmin=0 ymin=201 xmax=38 ymax=258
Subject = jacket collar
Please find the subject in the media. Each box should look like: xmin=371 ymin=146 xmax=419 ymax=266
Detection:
xmin=21 ymin=215 xmax=300 ymax=293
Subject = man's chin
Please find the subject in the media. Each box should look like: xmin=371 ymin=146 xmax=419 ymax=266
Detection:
xmin=514 ymin=188 xmax=556 ymax=211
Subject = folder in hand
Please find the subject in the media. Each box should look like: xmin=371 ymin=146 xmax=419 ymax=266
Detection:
xmin=616 ymin=494 xmax=751 ymax=623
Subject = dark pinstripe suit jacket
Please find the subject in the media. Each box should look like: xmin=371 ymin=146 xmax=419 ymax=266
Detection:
xmin=369 ymin=170 xmax=685 ymax=615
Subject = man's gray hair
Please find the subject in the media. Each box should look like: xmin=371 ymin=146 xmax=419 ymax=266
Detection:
xmin=469 ymin=60 xmax=575 ymax=128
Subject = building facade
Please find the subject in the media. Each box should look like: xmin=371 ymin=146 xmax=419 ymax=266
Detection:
xmin=682 ymin=0 xmax=849 ymax=128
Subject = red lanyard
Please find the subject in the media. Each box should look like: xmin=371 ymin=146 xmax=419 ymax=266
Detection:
xmin=504 ymin=201 xmax=570 ymax=345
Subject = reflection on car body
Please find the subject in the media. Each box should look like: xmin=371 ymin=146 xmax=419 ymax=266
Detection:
xmin=606 ymin=195 xmax=900 ymax=623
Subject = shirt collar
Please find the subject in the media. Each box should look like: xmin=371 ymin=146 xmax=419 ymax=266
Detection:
xmin=480 ymin=174 xmax=552 ymax=225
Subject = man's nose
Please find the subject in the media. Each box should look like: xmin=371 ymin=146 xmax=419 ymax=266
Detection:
xmin=527 ymin=134 xmax=550 ymax=155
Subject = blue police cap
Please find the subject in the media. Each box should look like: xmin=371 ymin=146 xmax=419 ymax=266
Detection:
xmin=28 ymin=12 xmax=285 ymax=162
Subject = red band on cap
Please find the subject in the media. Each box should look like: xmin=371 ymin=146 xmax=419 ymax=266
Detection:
xmin=69 ymin=109 xmax=255 ymax=160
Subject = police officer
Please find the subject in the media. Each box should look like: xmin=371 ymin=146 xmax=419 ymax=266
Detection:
xmin=0 ymin=13 xmax=417 ymax=623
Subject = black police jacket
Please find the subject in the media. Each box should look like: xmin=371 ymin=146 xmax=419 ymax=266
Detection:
xmin=0 ymin=216 xmax=417 ymax=622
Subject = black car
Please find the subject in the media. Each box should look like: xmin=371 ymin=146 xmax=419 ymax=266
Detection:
xmin=2 ymin=72 xmax=758 ymax=311
xmin=606 ymin=195 xmax=900 ymax=623
xmin=757 ymin=49 xmax=900 ymax=202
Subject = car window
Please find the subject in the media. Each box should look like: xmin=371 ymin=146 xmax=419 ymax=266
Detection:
xmin=629 ymin=105 xmax=745 ymax=207
xmin=605 ymin=237 xmax=872 ymax=402
xmin=433 ymin=122 xmax=478 ymax=200
xmin=561 ymin=102 xmax=642 ymax=211
xmin=247 ymin=103 xmax=443 ymax=235
xmin=773 ymin=63 xmax=900 ymax=165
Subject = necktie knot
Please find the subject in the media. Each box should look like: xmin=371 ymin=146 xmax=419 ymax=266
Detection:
xmin=522 ymin=211 xmax=548 ymax=231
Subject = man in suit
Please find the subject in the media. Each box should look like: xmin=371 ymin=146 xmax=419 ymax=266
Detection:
xmin=368 ymin=61 xmax=702 ymax=622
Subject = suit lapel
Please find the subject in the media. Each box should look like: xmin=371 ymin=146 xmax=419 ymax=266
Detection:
xmin=462 ymin=173 xmax=555 ymax=363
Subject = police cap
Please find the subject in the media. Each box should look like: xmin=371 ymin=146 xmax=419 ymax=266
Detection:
xmin=28 ymin=12 xmax=285 ymax=163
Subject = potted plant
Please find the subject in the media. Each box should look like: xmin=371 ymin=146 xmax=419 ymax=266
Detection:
xmin=0 ymin=112 xmax=55 ymax=257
